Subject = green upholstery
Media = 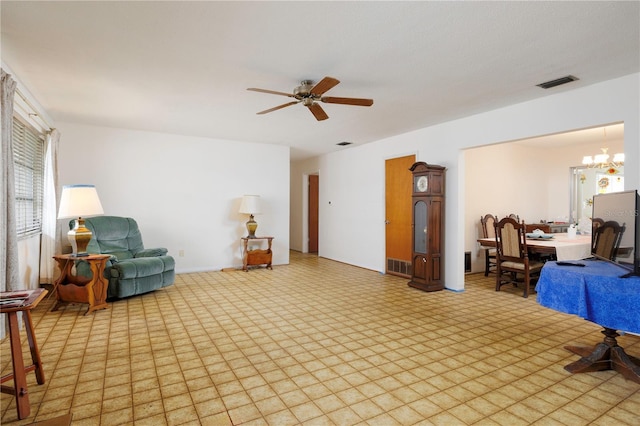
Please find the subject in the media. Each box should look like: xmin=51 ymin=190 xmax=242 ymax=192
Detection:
xmin=71 ymin=216 xmax=175 ymax=298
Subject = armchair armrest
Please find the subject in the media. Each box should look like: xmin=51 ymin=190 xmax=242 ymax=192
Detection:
xmin=134 ymin=248 xmax=168 ymax=258
xmin=110 ymin=256 xmax=173 ymax=279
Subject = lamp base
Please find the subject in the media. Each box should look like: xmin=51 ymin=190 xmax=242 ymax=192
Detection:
xmin=68 ymin=217 xmax=93 ymax=256
xmin=246 ymin=215 xmax=258 ymax=239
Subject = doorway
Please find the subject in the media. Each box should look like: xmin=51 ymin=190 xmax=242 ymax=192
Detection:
xmin=385 ymin=154 xmax=415 ymax=277
xmin=308 ymin=174 xmax=319 ymax=253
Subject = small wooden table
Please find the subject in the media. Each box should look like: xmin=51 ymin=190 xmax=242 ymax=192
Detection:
xmin=52 ymin=254 xmax=111 ymax=315
xmin=0 ymin=288 xmax=48 ymax=420
xmin=242 ymin=237 xmax=273 ymax=271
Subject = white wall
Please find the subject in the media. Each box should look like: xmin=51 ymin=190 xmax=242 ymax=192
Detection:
xmin=291 ymin=73 xmax=639 ymax=291
xmin=57 ymin=122 xmax=290 ymax=272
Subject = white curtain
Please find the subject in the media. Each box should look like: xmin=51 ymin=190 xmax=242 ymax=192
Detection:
xmin=39 ymin=129 xmax=60 ymax=284
xmin=1 ymin=69 xmax=19 ymax=292
xmin=1 ymin=69 xmax=19 ymax=338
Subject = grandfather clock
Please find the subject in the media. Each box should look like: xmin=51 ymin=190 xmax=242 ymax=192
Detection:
xmin=408 ymin=162 xmax=445 ymax=292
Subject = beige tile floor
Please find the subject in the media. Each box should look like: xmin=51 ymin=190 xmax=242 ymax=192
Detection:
xmin=1 ymin=251 xmax=639 ymax=425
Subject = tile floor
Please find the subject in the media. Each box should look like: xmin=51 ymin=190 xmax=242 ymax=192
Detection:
xmin=1 ymin=251 xmax=639 ymax=425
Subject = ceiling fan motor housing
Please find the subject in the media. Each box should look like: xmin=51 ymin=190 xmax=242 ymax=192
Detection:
xmin=294 ymin=80 xmax=314 ymax=99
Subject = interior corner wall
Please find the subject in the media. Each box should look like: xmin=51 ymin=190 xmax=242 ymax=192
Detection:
xmin=56 ymin=122 xmax=290 ymax=273
xmin=291 ymin=73 xmax=639 ymax=292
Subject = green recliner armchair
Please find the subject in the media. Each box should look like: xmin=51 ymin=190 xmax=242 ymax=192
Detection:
xmin=71 ymin=216 xmax=175 ymax=298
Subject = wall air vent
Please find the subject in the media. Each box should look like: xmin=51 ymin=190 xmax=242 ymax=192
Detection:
xmin=537 ymin=75 xmax=579 ymax=89
xmin=336 ymin=141 xmax=352 ymax=146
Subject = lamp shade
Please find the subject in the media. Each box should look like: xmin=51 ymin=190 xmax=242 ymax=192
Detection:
xmin=57 ymin=184 xmax=104 ymax=219
xmin=239 ymin=195 xmax=261 ymax=215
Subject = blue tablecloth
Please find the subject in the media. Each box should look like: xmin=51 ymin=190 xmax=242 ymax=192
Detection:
xmin=536 ymin=260 xmax=640 ymax=333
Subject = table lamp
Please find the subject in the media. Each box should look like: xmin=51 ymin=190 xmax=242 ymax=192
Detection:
xmin=57 ymin=184 xmax=104 ymax=256
xmin=239 ymin=195 xmax=261 ymax=238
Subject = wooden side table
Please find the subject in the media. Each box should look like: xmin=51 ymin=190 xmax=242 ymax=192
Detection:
xmin=52 ymin=254 xmax=111 ymax=315
xmin=0 ymin=288 xmax=48 ymax=420
xmin=242 ymin=237 xmax=273 ymax=272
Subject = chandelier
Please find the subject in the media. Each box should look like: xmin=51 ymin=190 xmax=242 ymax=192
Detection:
xmin=581 ymin=128 xmax=624 ymax=169
xmin=582 ymin=148 xmax=625 ymax=168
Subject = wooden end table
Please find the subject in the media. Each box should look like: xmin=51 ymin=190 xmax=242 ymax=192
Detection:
xmin=242 ymin=237 xmax=273 ymax=271
xmin=52 ymin=254 xmax=111 ymax=315
xmin=0 ymin=288 xmax=48 ymax=420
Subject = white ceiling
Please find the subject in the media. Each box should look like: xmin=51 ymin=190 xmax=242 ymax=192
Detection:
xmin=1 ymin=1 xmax=638 ymax=160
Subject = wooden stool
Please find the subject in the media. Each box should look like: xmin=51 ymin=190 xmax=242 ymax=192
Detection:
xmin=0 ymin=288 xmax=48 ymax=420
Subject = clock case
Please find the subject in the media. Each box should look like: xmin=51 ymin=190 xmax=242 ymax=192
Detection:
xmin=408 ymin=162 xmax=446 ymax=292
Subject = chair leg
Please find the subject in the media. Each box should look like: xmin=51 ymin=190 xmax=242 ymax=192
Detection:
xmin=523 ymin=270 xmax=529 ymax=298
xmin=485 ymin=250 xmax=490 ymax=277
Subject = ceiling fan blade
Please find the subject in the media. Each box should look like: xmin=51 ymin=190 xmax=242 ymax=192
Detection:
xmin=256 ymin=101 xmax=299 ymax=115
xmin=310 ymin=77 xmax=340 ymax=96
xmin=321 ymin=96 xmax=374 ymax=107
xmin=308 ymin=103 xmax=329 ymax=121
xmin=247 ymin=88 xmax=295 ymax=98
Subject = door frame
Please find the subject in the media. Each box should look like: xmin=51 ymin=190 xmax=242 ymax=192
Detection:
xmin=302 ymin=171 xmax=320 ymax=254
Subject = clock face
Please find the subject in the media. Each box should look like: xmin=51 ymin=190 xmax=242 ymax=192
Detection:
xmin=416 ymin=175 xmax=428 ymax=192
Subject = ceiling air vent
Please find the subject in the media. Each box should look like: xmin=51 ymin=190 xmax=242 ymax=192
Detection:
xmin=336 ymin=141 xmax=352 ymax=146
xmin=537 ymin=75 xmax=579 ymax=89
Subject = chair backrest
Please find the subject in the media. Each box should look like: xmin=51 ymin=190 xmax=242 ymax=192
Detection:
xmin=592 ymin=218 xmax=605 ymax=234
xmin=592 ymin=220 xmax=626 ymax=260
xmin=72 ymin=216 xmax=145 ymax=259
xmin=495 ymin=217 xmax=528 ymax=262
xmin=524 ymin=223 xmax=552 ymax=234
xmin=507 ymin=213 xmax=520 ymax=222
xmin=480 ymin=214 xmax=497 ymax=239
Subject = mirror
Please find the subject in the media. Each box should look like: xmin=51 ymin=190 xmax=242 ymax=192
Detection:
xmin=570 ymin=165 xmax=624 ymax=228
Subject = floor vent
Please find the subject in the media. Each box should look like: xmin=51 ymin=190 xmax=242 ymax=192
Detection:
xmin=387 ymin=258 xmax=411 ymax=277
xmin=537 ymin=75 xmax=578 ymax=89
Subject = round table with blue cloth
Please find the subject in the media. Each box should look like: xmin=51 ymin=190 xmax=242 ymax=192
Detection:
xmin=535 ymin=259 xmax=640 ymax=383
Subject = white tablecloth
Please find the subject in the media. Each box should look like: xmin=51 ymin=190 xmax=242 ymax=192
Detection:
xmin=528 ymin=234 xmax=591 ymax=261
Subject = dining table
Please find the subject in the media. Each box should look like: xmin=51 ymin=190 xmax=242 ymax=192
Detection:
xmin=477 ymin=233 xmax=592 ymax=261
xmin=536 ymin=260 xmax=640 ymax=383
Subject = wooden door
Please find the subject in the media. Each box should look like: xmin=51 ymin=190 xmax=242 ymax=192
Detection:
xmin=385 ymin=155 xmax=415 ymax=276
xmin=308 ymin=174 xmax=319 ymax=253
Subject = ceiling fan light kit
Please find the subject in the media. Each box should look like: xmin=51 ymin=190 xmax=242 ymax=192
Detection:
xmin=247 ymin=76 xmax=373 ymax=121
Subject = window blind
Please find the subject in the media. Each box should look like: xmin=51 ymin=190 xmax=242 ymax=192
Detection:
xmin=12 ymin=117 xmax=44 ymax=238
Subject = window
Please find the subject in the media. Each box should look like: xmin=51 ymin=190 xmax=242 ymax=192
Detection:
xmin=13 ymin=117 xmax=44 ymax=238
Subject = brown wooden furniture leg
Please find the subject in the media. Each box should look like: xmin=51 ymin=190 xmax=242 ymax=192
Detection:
xmin=2 ymin=312 xmax=30 ymax=419
xmin=24 ymin=310 xmax=45 ymax=384
xmin=85 ymin=257 xmax=109 ymax=315
xmin=564 ymin=327 xmax=640 ymax=384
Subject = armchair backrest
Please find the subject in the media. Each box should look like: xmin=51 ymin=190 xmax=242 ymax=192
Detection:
xmin=71 ymin=216 xmax=144 ymax=259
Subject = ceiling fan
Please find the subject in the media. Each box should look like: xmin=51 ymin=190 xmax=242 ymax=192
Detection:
xmin=247 ymin=76 xmax=374 ymax=121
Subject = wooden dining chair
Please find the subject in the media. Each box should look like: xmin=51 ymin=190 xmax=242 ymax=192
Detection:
xmin=592 ymin=218 xmax=605 ymax=234
xmin=524 ymin=223 xmax=555 ymax=262
xmin=507 ymin=213 xmax=520 ymax=222
xmin=592 ymin=220 xmax=626 ymax=260
xmin=494 ymin=217 xmax=544 ymax=298
xmin=480 ymin=214 xmax=498 ymax=276
xmin=524 ymin=223 xmax=552 ymax=234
